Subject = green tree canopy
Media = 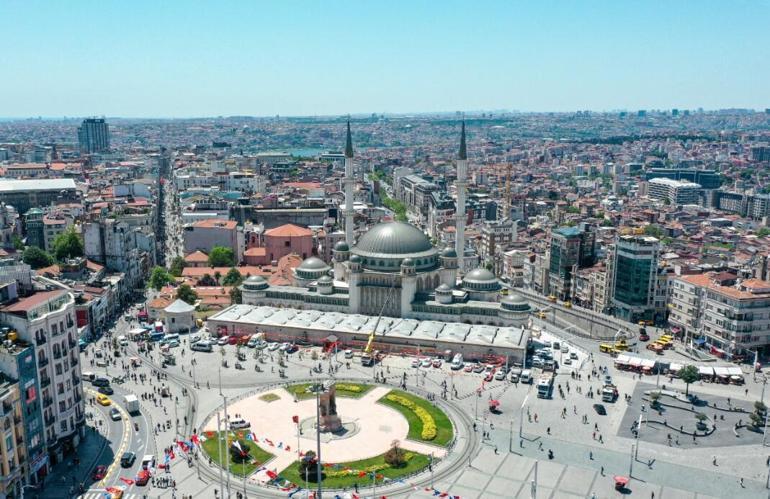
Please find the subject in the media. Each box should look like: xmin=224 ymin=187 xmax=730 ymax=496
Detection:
xmin=229 ymin=286 xmax=242 ymax=305
xmin=22 ymin=246 xmax=54 ymax=269
xmin=644 ymin=224 xmax=665 ymax=239
xmin=757 ymin=227 xmax=770 ymax=238
xmin=169 ymin=256 xmax=186 ymax=277
xmin=222 ymin=267 xmax=244 ymax=286
xmin=678 ymin=365 xmax=700 ymax=396
xmin=52 ymin=227 xmax=84 ymax=261
xmin=176 ymin=283 xmax=198 ymax=305
xmin=148 ymin=266 xmax=174 ymax=291
xmin=208 ymin=246 xmax=235 ymax=267
xmin=199 ymin=273 xmax=217 ymax=286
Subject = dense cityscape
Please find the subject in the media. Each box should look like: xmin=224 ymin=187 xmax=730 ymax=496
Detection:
xmin=0 ymin=108 xmax=768 ymax=499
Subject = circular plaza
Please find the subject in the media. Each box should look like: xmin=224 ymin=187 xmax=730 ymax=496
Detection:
xmin=199 ymin=380 xmax=461 ymax=493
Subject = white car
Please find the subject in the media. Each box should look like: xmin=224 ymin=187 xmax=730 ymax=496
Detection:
xmin=217 ymin=336 xmax=229 ymax=346
xmin=344 ymin=349 xmax=354 ymax=359
xmin=246 ymin=337 xmax=259 ymax=348
xmin=570 ymin=351 xmax=578 ymax=360
xmin=229 ymin=418 xmax=251 ymax=430
xmin=561 ymin=344 xmax=569 ymax=353
xmin=420 ymin=357 xmax=432 ymax=368
xmin=494 ymin=369 xmax=507 ymax=381
xmin=267 ymin=342 xmax=280 ymax=351
xmin=279 ymin=342 xmax=291 ymax=352
xmin=563 ymin=357 xmax=572 ymax=365
xmin=411 ymin=358 xmax=420 ymax=368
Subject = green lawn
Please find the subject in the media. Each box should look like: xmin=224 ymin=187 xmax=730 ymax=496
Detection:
xmin=378 ymin=389 xmax=454 ymax=447
xmin=201 ymin=431 xmax=274 ymax=476
xmin=284 ymin=382 xmax=372 ymax=400
xmin=279 ymin=451 xmax=431 ymax=489
xmin=259 ymin=393 xmax=280 ymax=403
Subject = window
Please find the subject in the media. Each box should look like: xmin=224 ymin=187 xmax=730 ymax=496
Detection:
xmin=60 ymin=420 xmax=67 ymax=432
xmin=55 ymin=364 xmax=62 ymax=376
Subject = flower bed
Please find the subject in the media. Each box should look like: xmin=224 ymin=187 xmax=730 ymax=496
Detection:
xmin=385 ymin=394 xmax=437 ymax=440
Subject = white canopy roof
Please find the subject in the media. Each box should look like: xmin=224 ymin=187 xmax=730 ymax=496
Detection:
xmin=164 ymin=299 xmax=195 ymax=314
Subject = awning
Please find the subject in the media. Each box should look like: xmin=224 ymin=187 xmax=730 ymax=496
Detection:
xmin=698 ymin=366 xmax=714 ymax=376
xmin=669 ymin=363 xmax=682 ymax=372
xmin=693 ymin=338 xmax=707 ymax=345
xmin=615 ymin=354 xmax=630 ymax=364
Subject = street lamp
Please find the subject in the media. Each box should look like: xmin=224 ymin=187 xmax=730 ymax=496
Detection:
xmin=519 ymin=393 xmax=530 ymax=446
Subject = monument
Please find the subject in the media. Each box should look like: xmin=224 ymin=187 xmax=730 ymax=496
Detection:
xmin=318 ymin=383 xmax=343 ymax=432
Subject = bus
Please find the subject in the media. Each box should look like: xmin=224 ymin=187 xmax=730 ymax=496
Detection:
xmin=149 ymin=331 xmax=165 ymax=342
xmin=537 ymin=373 xmax=554 ymax=399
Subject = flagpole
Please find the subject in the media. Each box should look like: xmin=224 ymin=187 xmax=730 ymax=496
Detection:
xmin=315 ymin=384 xmax=322 ymax=499
xmin=217 ymin=413 xmax=225 ymax=498
xmin=220 ymin=366 xmax=231 ymax=497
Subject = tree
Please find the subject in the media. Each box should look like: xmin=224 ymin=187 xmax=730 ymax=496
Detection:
xmin=208 ymin=246 xmax=235 ymax=267
xmin=384 ymin=440 xmax=407 ymax=467
xmin=22 ymin=246 xmax=54 ymax=269
xmin=176 ymin=284 xmax=198 ymax=305
xmin=757 ymin=227 xmax=770 ymax=238
xmin=11 ymin=235 xmax=23 ymax=251
xmin=169 ymin=256 xmax=186 ymax=277
xmin=52 ymin=227 xmax=84 ymax=261
xmin=649 ymin=391 xmax=661 ymax=409
xmin=644 ymin=224 xmax=664 ymax=239
xmin=148 ymin=266 xmax=174 ymax=291
xmin=214 ymin=271 xmax=222 ymax=284
xmin=298 ymin=450 xmax=321 ymax=482
xmin=222 ymin=267 xmax=243 ymax=286
xmin=678 ymin=365 xmax=700 ymax=397
xmin=229 ymin=286 xmax=242 ymax=305
xmin=199 ymin=273 xmax=217 ymax=286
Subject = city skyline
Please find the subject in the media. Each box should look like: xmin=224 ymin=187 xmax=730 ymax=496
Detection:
xmin=1 ymin=1 xmax=768 ymax=118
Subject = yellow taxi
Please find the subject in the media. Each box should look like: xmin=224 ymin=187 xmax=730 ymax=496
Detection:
xmin=96 ymin=394 xmax=112 ymax=406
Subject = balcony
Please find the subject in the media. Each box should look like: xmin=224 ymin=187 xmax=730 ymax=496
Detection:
xmin=44 ymin=415 xmax=55 ymax=426
xmin=35 ymin=337 xmax=46 ymax=346
xmin=42 ymin=397 xmax=52 ymax=409
xmin=38 ymin=357 xmax=49 ymax=368
xmin=40 ymin=377 xmax=51 ymax=389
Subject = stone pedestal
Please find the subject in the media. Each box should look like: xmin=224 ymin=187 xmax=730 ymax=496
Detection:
xmin=319 ymin=385 xmax=343 ymax=432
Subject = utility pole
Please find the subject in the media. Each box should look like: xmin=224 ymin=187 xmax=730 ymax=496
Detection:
xmin=315 ymin=384 xmax=323 ymax=499
xmin=530 ymin=460 xmax=538 ymax=499
xmin=216 ymin=412 xmax=225 ymax=498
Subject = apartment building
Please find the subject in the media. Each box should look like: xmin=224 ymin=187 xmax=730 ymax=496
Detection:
xmin=0 ymin=378 xmax=25 ymax=497
xmin=669 ymin=272 xmax=770 ymax=358
xmin=648 ymin=178 xmax=701 ymax=206
xmin=0 ymin=290 xmax=85 ymax=466
xmin=610 ymin=235 xmax=660 ymax=323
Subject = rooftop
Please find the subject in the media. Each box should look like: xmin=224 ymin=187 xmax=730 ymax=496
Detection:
xmin=0 ymin=178 xmax=77 ymax=193
xmin=264 ymin=223 xmax=313 ymax=238
xmin=0 ymin=290 xmax=68 ymax=314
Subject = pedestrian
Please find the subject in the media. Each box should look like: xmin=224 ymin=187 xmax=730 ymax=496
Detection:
xmin=600 ymin=466 xmax=604 ymax=475
xmin=589 ymin=451 xmax=593 ymax=460
xmin=739 ymin=477 xmax=744 ymax=488
xmin=712 ymin=455 xmax=717 ymax=466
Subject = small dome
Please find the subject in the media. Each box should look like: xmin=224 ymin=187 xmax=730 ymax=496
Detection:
xmin=436 ymin=283 xmax=451 ymax=292
xmin=318 ymin=275 xmax=333 ymax=284
xmin=441 ymin=247 xmax=457 ymax=258
xmin=334 ymin=241 xmax=350 ymax=252
xmin=242 ymin=275 xmax=269 ymax=290
xmin=401 ymin=257 xmax=415 ymax=267
xmin=502 ymin=292 xmax=530 ymax=311
xmin=298 ymin=256 xmax=330 ymax=271
xmin=463 ymin=268 xmax=496 ymax=283
xmin=462 ymin=267 xmax=501 ymax=292
xmin=349 ymin=254 xmax=362 ymax=263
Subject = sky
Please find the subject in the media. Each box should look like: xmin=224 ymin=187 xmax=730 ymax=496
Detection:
xmin=1 ymin=0 xmax=768 ymax=118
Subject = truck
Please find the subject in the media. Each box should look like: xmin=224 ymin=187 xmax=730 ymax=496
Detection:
xmin=601 ymin=384 xmax=618 ymax=403
xmin=520 ymin=369 xmax=533 ymax=384
xmin=124 ymin=394 xmax=140 ymax=415
xmin=536 ymin=373 xmax=554 ymax=399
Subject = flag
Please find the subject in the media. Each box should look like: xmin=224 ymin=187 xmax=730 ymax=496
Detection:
xmin=119 ymin=477 xmax=134 ymax=485
xmin=292 ymin=415 xmax=299 ymax=424
xmin=266 ymin=470 xmax=278 ymax=480
xmin=358 ymin=471 xmax=367 ymax=477
xmin=285 ymin=445 xmax=291 ymax=452
xmin=245 ymin=433 xmax=254 ymax=441
xmin=278 ymin=442 xmax=283 ymax=449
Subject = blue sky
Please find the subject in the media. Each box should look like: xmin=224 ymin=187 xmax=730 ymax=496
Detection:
xmin=1 ymin=1 xmax=768 ymax=117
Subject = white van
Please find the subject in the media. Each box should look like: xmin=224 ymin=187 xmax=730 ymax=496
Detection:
xmin=82 ymin=371 xmax=96 ymax=382
xmin=118 ymin=335 xmax=128 ymax=346
xmin=520 ymin=369 xmax=533 ymax=384
xmin=450 ymin=353 xmax=464 ymax=370
xmin=229 ymin=418 xmax=251 ymax=430
xmin=162 ymin=333 xmax=180 ymax=344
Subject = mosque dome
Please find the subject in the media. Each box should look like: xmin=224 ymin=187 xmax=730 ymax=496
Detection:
xmin=440 ymin=247 xmax=458 ymax=258
xmin=242 ymin=275 xmax=269 ymax=291
xmin=462 ymin=268 xmax=501 ymax=292
xmin=297 ymin=256 xmax=330 ymax=271
xmin=352 ymin=222 xmax=438 ymax=272
xmin=334 ymin=241 xmax=350 ymax=252
xmin=401 ymin=257 xmax=415 ymax=267
xmin=502 ymin=293 xmax=530 ymax=312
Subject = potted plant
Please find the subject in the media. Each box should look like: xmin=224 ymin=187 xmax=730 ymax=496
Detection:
xmin=695 ymin=412 xmax=708 ymax=431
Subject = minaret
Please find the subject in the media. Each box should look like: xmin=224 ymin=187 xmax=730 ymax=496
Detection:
xmin=343 ymin=120 xmax=355 ymax=245
xmin=455 ymin=121 xmax=468 ymax=273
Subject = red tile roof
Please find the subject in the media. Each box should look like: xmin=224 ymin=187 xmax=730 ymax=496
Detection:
xmin=184 ymin=250 xmax=209 ymax=263
xmin=264 ymin=224 xmax=312 ymax=237
xmin=0 ymin=290 xmax=67 ymax=313
xmin=192 ymin=219 xmax=237 ymax=230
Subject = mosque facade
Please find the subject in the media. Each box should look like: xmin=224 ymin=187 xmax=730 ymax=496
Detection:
xmin=239 ymin=123 xmax=532 ymax=328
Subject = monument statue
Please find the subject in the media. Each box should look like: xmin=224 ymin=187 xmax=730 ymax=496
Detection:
xmin=318 ymin=383 xmax=342 ymax=432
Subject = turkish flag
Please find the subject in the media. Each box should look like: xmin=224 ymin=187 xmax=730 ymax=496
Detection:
xmin=119 ymin=477 xmax=135 ymax=485
xmin=292 ymin=415 xmax=299 ymax=424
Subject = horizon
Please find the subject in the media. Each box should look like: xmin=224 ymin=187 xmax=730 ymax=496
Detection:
xmin=1 ymin=1 xmax=768 ymax=118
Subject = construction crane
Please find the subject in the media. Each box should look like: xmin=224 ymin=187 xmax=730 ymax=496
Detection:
xmin=361 ymin=279 xmax=398 ymax=366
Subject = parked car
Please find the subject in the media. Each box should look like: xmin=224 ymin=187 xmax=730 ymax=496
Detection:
xmin=217 ymin=336 xmax=229 ymax=346
xmin=410 ymin=358 xmax=420 ymax=368
xmin=267 ymin=342 xmax=280 ymax=351
xmin=472 ymin=363 xmax=485 ymax=374
xmin=92 ymin=377 xmax=110 ymax=388
xmin=494 ymin=368 xmax=507 ymax=381
xmin=484 ymin=371 xmax=495 ymax=382
xmin=246 ymin=336 xmax=259 ymax=348
xmin=463 ymin=363 xmax=474 ymax=373
xmin=227 ymin=336 xmax=238 ymax=345
xmin=561 ymin=344 xmax=569 ymax=353
xmin=432 ymin=359 xmax=442 ymax=368
xmin=570 ymin=351 xmax=578 ymax=360
xmin=593 ymin=403 xmax=607 ymax=416
xmin=120 ymin=452 xmax=136 ymax=468
xmin=191 ymin=341 xmax=213 ymax=352
xmin=345 ymin=349 xmax=354 ymax=359
xmin=91 ymin=465 xmax=107 ymax=481
xmin=420 ymin=357 xmax=432 ymax=368
xmin=563 ymin=357 xmax=572 ymax=365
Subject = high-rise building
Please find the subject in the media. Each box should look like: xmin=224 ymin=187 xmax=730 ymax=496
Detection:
xmin=647 ymin=178 xmax=701 ymax=205
xmin=610 ymin=235 xmax=660 ymax=323
xmin=77 ymin=118 xmax=110 ymax=154
xmin=547 ymin=224 xmax=596 ymax=301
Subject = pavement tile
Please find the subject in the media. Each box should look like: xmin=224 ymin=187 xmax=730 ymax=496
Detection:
xmin=498 ymin=454 xmax=536 ymax=479
xmin=485 ymin=476 xmax=521 ymax=496
xmin=558 ymin=466 xmax=597 ymax=495
xmin=454 ymin=468 xmax=492 ymax=489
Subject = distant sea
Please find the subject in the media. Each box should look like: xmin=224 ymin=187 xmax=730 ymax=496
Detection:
xmin=290 ymin=148 xmax=326 ymax=157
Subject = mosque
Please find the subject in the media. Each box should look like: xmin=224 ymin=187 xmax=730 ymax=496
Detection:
xmin=238 ymin=123 xmax=532 ymax=328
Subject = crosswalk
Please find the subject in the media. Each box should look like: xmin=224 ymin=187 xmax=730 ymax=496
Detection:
xmin=78 ymin=490 xmax=141 ymax=499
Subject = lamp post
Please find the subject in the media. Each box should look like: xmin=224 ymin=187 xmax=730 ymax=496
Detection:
xmin=315 ymin=383 xmax=323 ymax=499
xmin=519 ymin=394 xmax=530 ymax=445
xmin=219 ymin=366 xmax=231 ymax=496
xmin=530 ymin=460 xmax=538 ymax=499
